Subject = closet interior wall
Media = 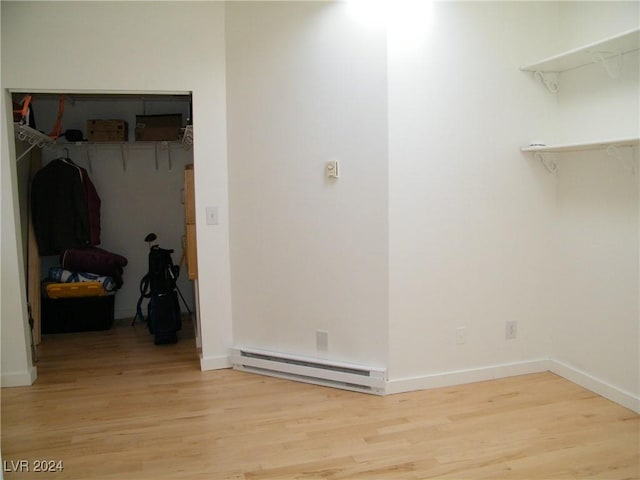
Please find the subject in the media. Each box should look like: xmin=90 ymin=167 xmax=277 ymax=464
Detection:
xmin=32 ymin=94 xmax=195 ymax=320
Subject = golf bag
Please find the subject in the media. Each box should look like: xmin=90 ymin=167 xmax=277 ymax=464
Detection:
xmin=135 ymin=245 xmax=182 ymax=344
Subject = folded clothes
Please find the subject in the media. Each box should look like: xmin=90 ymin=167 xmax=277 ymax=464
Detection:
xmin=60 ymin=247 xmax=127 ymax=288
xmin=48 ymin=267 xmax=116 ymax=292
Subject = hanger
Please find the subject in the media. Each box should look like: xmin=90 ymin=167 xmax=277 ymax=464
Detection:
xmin=58 ymin=154 xmax=78 ymax=167
xmin=56 ymin=154 xmax=84 ymax=181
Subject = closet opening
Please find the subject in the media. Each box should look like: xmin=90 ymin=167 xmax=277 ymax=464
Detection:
xmin=11 ymin=90 xmax=199 ymax=367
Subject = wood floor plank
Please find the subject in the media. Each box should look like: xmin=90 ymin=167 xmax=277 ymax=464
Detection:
xmin=2 ymin=321 xmax=638 ymax=479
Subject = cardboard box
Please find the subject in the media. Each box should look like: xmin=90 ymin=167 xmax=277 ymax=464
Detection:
xmin=88 ymin=131 xmax=126 ymax=142
xmin=87 ymin=119 xmax=128 ymax=142
xmin=135 ymin=114 xmax=182 ymax=141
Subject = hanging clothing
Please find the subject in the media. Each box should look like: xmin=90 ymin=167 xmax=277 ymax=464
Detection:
xmin=79 ymin=165 xmax=101 ymax=246
xmin=31 ymin=158 xmax=101 ymax=255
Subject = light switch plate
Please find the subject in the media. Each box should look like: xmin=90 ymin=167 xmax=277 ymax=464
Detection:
xmin=206 ymin=206 xmax=219 ymax=225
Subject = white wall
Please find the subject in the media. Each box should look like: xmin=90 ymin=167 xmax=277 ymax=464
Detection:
xmin=1 ymin=90 xmax=37 ymax=386
xmin=555 ymin=2 xmax=640 ymax=144
xmin=556 ymin=1 xmax=639 ymax=50
xmin=226 ymin=2 xmax=389 ymax=366
xmin=550 ymin=2 xmax=639 ymax=406
xmin=2 ymin=1 xmax=638 ymax=410
xmin=387 ymin=2 xmax=560 ymax=389
xmin=387 ymin=1 xmax=639 ymax=410
xmin=553 ymin=150 xmax=639 ymax=403
xmin=1 ymin=1 xmax=231 ymax=380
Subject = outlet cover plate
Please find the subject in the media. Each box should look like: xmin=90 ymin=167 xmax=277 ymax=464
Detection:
xmin=506 ymin=321 xmax=518 ymax=340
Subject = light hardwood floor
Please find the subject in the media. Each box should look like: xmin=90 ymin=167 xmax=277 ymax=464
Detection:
xmin=2 ymin=320 xmax=638 ymax=479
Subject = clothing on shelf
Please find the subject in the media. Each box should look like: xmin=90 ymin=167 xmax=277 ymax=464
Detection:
xmin=48 ymin=267 xmax=117 ymax=293
xmin=60 ymin=246 xmax=128 ymax=289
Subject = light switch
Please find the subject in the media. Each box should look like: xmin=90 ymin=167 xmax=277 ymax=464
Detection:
xmin=206 ymin=206 xmax=219 ymax=225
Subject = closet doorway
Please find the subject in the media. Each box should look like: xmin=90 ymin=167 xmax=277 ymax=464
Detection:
xmin=12 ymin=91 xmax=200 ymax=360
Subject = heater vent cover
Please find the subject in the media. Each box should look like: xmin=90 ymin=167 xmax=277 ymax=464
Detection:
xmin=230 ymin=347 xmax=387 ymax=395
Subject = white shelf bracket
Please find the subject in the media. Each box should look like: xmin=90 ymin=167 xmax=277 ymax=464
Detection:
xmin=86 ymin=146 xmax=93 ymax=174
xmin=121 ymin=144 xmax=128 ymax=172
xmin=154 ymin=143 xmax=160 ymax=171
xmin=533 ymin=152 xmax=558 ymax=173
xmin=182 ymin=125 xmax=193 ymax=150
xmin=15 ymin=124 xmax=56 ymax=161
xmin=160 ymin=141 xmax=172 ymax=171
xmin=608 ymin=143 xmax=637 ymax=175
xmin=15 ymin=143 xmax=38 ymax=163
xmin=534 ymin=71 xmax=560 ymax=93
xmin=590 ymin=51 xmax=623 ymax=79
xmin=606 ymin=144 xmax=621 ymax=160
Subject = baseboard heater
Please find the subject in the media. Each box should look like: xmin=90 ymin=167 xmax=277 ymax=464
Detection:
xmin=230 ymin=347 xmax=387 ymax=395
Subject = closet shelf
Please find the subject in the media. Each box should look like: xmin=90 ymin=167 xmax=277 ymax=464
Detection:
xmin=15 ymin=123 xmax=55 ymax=147
xmin=15 ymin=123 xmax=186 ymax=149
xmin=15 ymin=123 xmax=190 ymax=172
xmin=520 ymin=27 xmax=640 ymax=73
xmin=58 ymin=140 xmax=188 ymax=172
xmin=14 ymin=124 xmax=58 ymax=162
xmin=58 ymin=140 xmax=184 ymax=148
xmin=521 ymin=137 xmax=639 ymax=153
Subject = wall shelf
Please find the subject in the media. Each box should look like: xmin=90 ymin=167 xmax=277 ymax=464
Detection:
xmin=520 ymin=25 xmax=639 ymax=172
xmin=520 ymin=27 xmax=640 ymax=73
xmin=522 ymin=137 xmax=639 ymax=174
xmin=521 ymin=137 xmax=639 ymax=154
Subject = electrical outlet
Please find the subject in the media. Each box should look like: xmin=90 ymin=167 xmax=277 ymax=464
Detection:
xmin=456 ymin=326 xmax=466 ymax=345
xmin=506 ymin=321 xmax=518 ymax=340
xmin=316 ymin=330 xmax=329 ymax=351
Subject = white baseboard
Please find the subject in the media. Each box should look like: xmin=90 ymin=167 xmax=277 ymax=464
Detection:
xmin=385 ymin=358 xmax=639 ymax=414
xmin=549 ymin=357 xmax=640 ymax=414
xmin=200 ymin=354 xmax=231 ymax=371
xmin=1 ymin=366 xmax=37 ymax=388
xmin=385 ymin=358 xmax=550 ymax=395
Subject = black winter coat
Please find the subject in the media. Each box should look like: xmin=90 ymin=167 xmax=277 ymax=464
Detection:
xmin=31 ymin=159 xmax=91 ymax=255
